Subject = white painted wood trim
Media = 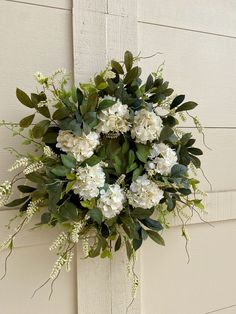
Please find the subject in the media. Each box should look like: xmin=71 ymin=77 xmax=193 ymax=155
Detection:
xmin=73 ymin=1 xmax=140 ymax=313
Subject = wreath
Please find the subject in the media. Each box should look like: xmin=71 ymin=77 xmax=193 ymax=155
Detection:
xmin=0 ymin=51 xmax=205 ymax=298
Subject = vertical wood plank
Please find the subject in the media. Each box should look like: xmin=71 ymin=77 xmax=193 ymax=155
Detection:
xmin=73 ymin=0 xmax=140 ymax=313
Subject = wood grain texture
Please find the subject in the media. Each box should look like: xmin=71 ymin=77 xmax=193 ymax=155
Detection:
xmin=138 ymin=22 xmax=236 ymax=127
xmin=138 ymin=0 xmax=236 ymax=38
xmin=5 ymin=0 xmax=72 ymax=10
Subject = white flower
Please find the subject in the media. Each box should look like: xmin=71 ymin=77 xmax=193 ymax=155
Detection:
xmin=98 ymin=184 xmax=125 ymax=218
xmin=131 ymin=109 xmax=163 ymax=144
xmin=127 ymin=175 xmax=163 ymax=209
xmin=56 ymin=130 xmax=99 ymax=163
xmin=70 ymin=221 xmax=86 ymax=243
xmin=43 ymin=145 xmax=56 ymax=158
xmin=97 ymin=98 xmax=130 ymax=134
xmin=34 ymin=71 xmax=48 ymax=84
xmin=73 ymin=163 xmax=105 ymax=200
xmin=103 ymin=67 xmax=116 ymax=80
xmin=147 ymin=143 xmax=177 ymax=175
xmin=8 ymin=157 xmax=29 ymax=172
xmin=0 ymin=181 xmax=12 ymax=207
xmin=23 ymin=161 xmax=44 ymax=174
xmin=26 ymin=199 xmax=42 ymax=222
xmin=49 ymin=232 xmax=68 ymax=251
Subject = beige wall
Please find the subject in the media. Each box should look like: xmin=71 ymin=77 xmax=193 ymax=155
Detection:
xmin=138 ymin=1 xmax=236 ymax=313
xmin=0 ymin=1 xmax=76 ymax=314
xmin=1 ymin=1 xmax=236 ymax=313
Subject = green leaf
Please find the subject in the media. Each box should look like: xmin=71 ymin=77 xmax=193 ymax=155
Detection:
xmin=32 ymin=120 xmax=50 ymax=138
xmin=59 ymin=201 xmax=78 ymax=220
xmin=178 ymin=188 xmax=191 ymax=196
xmin=125 ymin=238 xmax=133 ymax=259
xmin=140 ymin=218 xmax=163 ymax=232
xmin=81 ymin=155 xmax=101 ymax=167
xmin=5 ymin=196 xmax=29 ymax=207
xmin=126 ymin=162 xmax=138 ymax=173
xmin=145 ymin=74 xmax=154 ymax=92
xmin=115 ymin=235 xmax=122 ymax=251
xmin=65 ymin=180 xmax=76 ymax=193
xmin=133 ymin=238 xmax=142 ymax=251
xmin=100 ymin=249 xmax=112 ymax=259
xmin=98 ymin=99 xmax=116 ymax=110
xmin=61 ymin=154 xmax=76 ymax=169
xmin=26 ymin=172 xmax=45 ymax=183
xmin=16 ymin=88 xmax=34 ymax=108
xmin=136 ymin=143 xmax=150 ymax=163
xmin=111 ymin=60 xmax=124 ymax=74
xmin=87 ymin=92 xmax=98 ymax=112
xmin=128 ymin=150 xmax=135 ymax=165
xmin=37 ymin=105 xmax=51 ymax=118
xmin=159 ymin=126 xmax=174 ymax=142
xmin=88 ymin=208 xmax=103 ymax=224
xmin=94 ymin=75 xmax=108 ymax=90
xmin=73 ymin=89 xmax=82 ymax=107
xmin=188 ymin=147 xmax=203 ymax=156
xmin=189 ymin=155 xmax=201 ymax=168
xmin=170 ymin=95 xmax=185 ymax=109
xmin=42 ymin=127 xmax=59 ymax=144
xmin=17 ymin=185 xmax=36 ymax=193
xmin=31 ymin=92 xmax=47 ymax=104
xmin=51 ymin=165 xmax=70 ymax=177
xmin=131 ymin=207 xmax=154 ymax=219
xmin=19 ymin=114 xmax=35 ymax=128
xmin=124 ymin=51 xmax=133 ymax=72
xmin=123 ymin=66 xmax=141 ymax=85
xmin=146 ymin=230 xmax=165 ymax=246
xmin=83 ymin=111 xmax=98 ymax=127
xmin=132 ymin=165 xmax=143 ymax=181
xmin=171 ymin=164 xmax=188 ymax=177
xmin=89 ymin=240 xmax=102 ymax=257
xmin=81 ymin=198 xmax=96 ymax=209
xmin=52 ymin=108 xmax=70 ymax=120
xmin=41 ymin=212 xmax=51 ymax=224
xmin=175 ymin=101 xmax=198 ymax=112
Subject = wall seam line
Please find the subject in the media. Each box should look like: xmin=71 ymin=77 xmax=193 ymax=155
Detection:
xmin=4 ymin=0 xmax=72 ymax=11
xmin=138 ymin=20 xmax=236 ymax=40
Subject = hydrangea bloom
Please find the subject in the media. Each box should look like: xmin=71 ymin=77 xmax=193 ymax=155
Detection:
xmin=56 ymin=130 xmax=99 ymax=162
xmin=97 ymin=184 xmax=126 ymax=218
xmin=97 ymin=97 xmax=130 ymax=134
xmin=73 ymin=163 xmax=105 ymax=200
xmin=147 ymin=143 xmax=177 ymax=176
xmin=127 ymin=175 xmax=163 ymax=209
xmin=131 ymin=109 xmax=163 ymax=144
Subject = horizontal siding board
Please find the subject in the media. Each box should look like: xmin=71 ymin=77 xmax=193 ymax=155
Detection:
xmin=138 ymin=0 xmax=236 ymax=38
xmin=182 ymin=128 xmax=236 ymax=192
xmin=0 ymin=244 xmax=77 ymax=314
xmin=141 ymin=219 xmax=236 ymax=314
xmin=0 ymin=2 xmax=72 ymax=181
xmin=5 ymin=0 xmax=72 ymax=10
xmin=138 ymin=22 xmax=236 ymax=127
